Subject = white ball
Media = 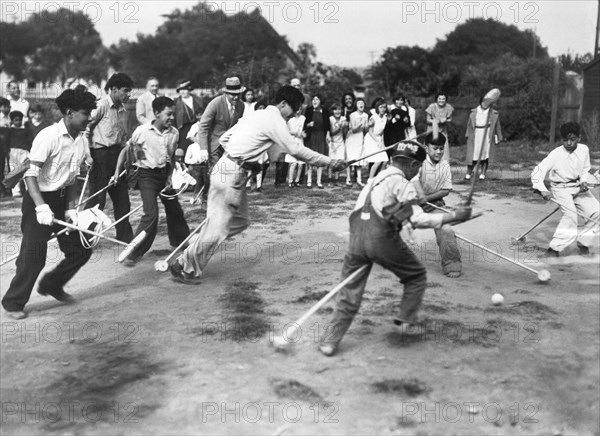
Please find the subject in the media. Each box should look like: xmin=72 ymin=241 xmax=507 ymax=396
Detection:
xmin=272 ymin=336 xmax=289 ymax=350
xmin=491 ymin=293 xmax=504 ymax=305
xmin=537 ymin=269 xmax=551 ymax=283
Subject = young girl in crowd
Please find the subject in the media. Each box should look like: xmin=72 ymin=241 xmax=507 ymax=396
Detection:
xmin=303 ymin=95 xmax=331 ymax=189
xmin=328 ymin=103 xmax=347 ymax=185
xmin=285 ymin=107 xmax=307 ymax=187
xmin=363 ymin=98 xmax=388 ymax=180
xmin=344 ymin=98 xmax=368 ymax=187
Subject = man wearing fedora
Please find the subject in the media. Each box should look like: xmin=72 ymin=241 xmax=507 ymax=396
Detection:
xmin=174 ymin=80 xmax=204 ymax=152
xmin=196 ymin=76 xmax=246 ymax=171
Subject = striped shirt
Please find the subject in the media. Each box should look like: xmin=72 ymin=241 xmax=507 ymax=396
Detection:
xmin=130 ymin=122 xmax=179 ymax=169
xmin=419 ymin=155 xmax=453 ymax=195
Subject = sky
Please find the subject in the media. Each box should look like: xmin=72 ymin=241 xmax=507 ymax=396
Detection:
xmin=3 ymin=1 xmax=598 ymax=67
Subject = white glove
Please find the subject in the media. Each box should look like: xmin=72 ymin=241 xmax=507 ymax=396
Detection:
xmin=65 ymin=209 xmax=78 ymax=226
xmin=35 ymin=204 xmax=54 ymax=226
xmin=198 ymin=149 xmax=209 ymax=163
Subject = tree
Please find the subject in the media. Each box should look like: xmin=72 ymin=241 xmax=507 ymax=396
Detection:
xmin=558 ymin=52 xmax=593 ymax=73
xmin=109 ymin=4 xmax=289 ymax=89
xmin=0 ymin=21 xmax=35 ymax=81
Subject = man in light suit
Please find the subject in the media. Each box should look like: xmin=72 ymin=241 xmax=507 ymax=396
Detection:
xmin=136 ymin=77 xmax=160 ymax=125
xmin=197 ymin=76 xmax=246 ymax=169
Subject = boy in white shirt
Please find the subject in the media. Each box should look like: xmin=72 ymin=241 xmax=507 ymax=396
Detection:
xmin=531 ymin=122 xmax=599 ymax=256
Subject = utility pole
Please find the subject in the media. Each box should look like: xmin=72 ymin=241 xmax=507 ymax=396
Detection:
xmin=369 ymin=51 xmax=376 ymax=65
xmin=595 ymin=0 xmax=600 ymax=56
xmin=549 ymin=59 xmax=560 ymax=146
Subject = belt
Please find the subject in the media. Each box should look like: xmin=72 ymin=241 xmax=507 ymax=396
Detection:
xmin=224 ymin=153 xmax=262 ymax=172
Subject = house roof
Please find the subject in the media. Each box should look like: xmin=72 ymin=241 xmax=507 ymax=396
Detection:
xmin=582 ymin=56 xmax=600 ymax=71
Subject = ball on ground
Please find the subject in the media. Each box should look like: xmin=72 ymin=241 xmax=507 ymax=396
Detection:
xmin=491 ymin=293 xmax=504 ymax=306
xmin=537 ymin=269 xmax=551 ymax=283
xmin=272 ymin=336 xmax=289 ymax=350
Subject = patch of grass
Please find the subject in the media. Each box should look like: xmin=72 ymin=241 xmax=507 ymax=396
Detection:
xmin=217 ymin=279 xmax=270 ymax=341
xmin=270 ymin=378 xmax=322 ymax=402
xmin=484 ymin=300 xmax=558 ymax=320
xmin=427 ymin=282 xmax=443 ymax=288
xmin=371 ymin=378 xmax=429 ymax=397
xmin=293 ymin=291 xmax=328 ymax=303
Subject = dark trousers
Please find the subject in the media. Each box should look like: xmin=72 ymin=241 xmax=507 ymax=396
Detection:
xmin=325 ymin=210 xmax=427 ymax=346
xmin=2 ymin=190 xmax=92 ymax=311
xmin=275 ymin=161 xmax=288 ymax=186
xmin=129 ymin=167 xmax=190 ymax=259
xmin=88 ymin=145 xmax=133 ymax=243
xmin=189 ymin=164 xmax=209 ymax=199
xmin=177 ymin=123 xmax=194 ymax=153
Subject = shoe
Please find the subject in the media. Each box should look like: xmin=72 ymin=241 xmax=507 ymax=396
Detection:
xmin=288 ymin=183 xmax=293 ymax=188
xmin=319 ymin=343 xmax=337 ymax=357
xmin=544 ymin=248 xmax=560 ymax=257
xmin=465 ymin=174 xmax=471 ymax=180
xmin=577 ymin=243 xmax=590 ymax=256
xmin=169 ymin=261 xmax=202 ymax=285
xmin=256 ymin=187 xmax=263 ymax=193
xmin=122 ymin=257 xmax=140 ymax=267
xmin=357 ymin=181 xmax=365 ymax=187
xmin=345 ymin=183 xmax=353 ymax=188
xmin=479 ymin=174 xmax=486 ymax=180
xmin=38 ymin=290 xmax=77 ymax=305
xmin=3 ymin=309 xmax=27 ymax=320
xmin=307 ymin=183 xmax=312 ymax=189
xmin=317 ymin=184 xmax=324 ymax=189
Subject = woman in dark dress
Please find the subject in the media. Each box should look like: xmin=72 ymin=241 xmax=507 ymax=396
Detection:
xmin=303 ymin=95 xmax=331 ymax=188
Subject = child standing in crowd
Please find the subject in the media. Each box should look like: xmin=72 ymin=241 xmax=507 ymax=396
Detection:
xmin=417 ymin=132 xmax=462 ymax=278
xmin=531 ymin=121 xmax=599 ymax=257
xmin=328 ymin=103 xmax=347 ymax=186
xmin=304 ymin=95 xmax=331 ymax=189
xmin=1 ymin=111 xmax=33 ymax=198
xmin=26 ymin=104 xmax=50 ymax=140
xmin=364 ymin=98 xmax=388 ymax=181
xmin=426 ymin=93 xmax=453 ymax=162
xmin=186 ymin=120 xmax=209 ymax=205
xmin=0 ymin=98 xmax=11 ymax=188
xmin=286 ymin=107 xmax=306 ymax=187
xmin=405 ymin=97 xmax=417 ymax=139
xmin=345 ymin=98 xmax=369 ymax=187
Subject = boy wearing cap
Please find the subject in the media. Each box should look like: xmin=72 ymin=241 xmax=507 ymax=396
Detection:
xmin=531 ymin=121 xmax=599 ymax=256
xmin=169 ymin=85 xmax=347 ymax=283
xmin=114 ymin=97 xmax=190 ymax=265
xmin=319 ymin=141 xmax=471 ymax=356
xmin=417 ymin=132 xmax=462 ymax=278
xmin=2 ymin=88 xmax=97 ymax=320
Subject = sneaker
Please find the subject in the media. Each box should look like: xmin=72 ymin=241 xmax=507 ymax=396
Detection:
xmin=577 ymin=243 xmax=591 ymax=256
xmin=479 ymin=174 xmax=486 ymax=180
xmin=544 ymin=248 xmax=560 ymax=257
xmin=318 ymin=343 xmax=337 ymax=357
xmin=169 ymin=261 xmax=202 ymax=285
xmin=3 ymin=309 xmax=27 ymax=320
xmin=38 ymin=290 xmax=77 ymax=305
xmin=465 ymin=174 xmax=471 ymax=180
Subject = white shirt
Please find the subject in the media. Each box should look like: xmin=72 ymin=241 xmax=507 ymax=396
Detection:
xmin=24 ymin=120 xmax=87 ymax=192
xmin=419 ymin=155 xmax=453 ymax=195
xmin=185 ymin=142 xmax=208 ymax=165
xmin=531 ymin=143 xmax=591 ymax=192
xmin=355 ymin=166 xmax=444 ymax=229
xmin=8 ymin=96 xmax=30 ymax=122
xmin=219 ymin=105 xmax=331 ymax=167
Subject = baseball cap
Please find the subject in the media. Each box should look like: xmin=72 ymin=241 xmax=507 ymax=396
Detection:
xmin=391 ymin=141 xmax=427 ymax=162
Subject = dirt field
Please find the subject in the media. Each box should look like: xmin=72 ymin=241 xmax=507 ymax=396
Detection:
xmin=1 ymin=169 xmax=599 ymax=436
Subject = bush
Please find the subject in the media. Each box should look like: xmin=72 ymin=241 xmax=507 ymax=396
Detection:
xmin=581 ymin=108 xmax=600 ymax=152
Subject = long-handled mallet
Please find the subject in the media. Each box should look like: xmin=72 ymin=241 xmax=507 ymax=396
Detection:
xmin=53 ymin=219 xmax=147 ymax=263
xmin=344 ymin=131 xmax=432 ymax=167
xmin=154 ymin=218 xmax=207 ymax=272
xmin=466 ymin=88 xmax=501 ymax=205
xmin=76 ymin=169 xmax=127 ymax=209
xmin=0 ymin=205 xmax=144 ymax=268
xmin=426 ymin=202 xmax=550 ymax=283
xmin=191 ymin=186 xmax=205 ymax=206
xmin=271 ymin=265 xmax=370 ymax=350
xmin=511 ymin=207 xmax=559 ymax=244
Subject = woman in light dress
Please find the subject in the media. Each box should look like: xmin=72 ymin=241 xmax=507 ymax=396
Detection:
xmin=328 ymin=103 xmax=347 ymax=185
xmin=344 ymin=98 xmax=369 ymax=187
xmin=363 ymin=97 xmax=388 ymax=180
xmin=285 ymin=107 xmax=307 ymax=187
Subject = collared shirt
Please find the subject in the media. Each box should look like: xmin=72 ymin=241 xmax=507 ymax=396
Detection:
xmin=89 ymin=95 xmax=128 ymax=148
xmin=219 ymin=105 xmax=331 ymax=167
xmin=24 ymin=120 xmax=87 ymax=192
xmin=8 ymin=97 xmax=30 ymax=122
xmin=354 ymin=166 xmax=444 ymax=229
xmin=0 ymin=112 xmax=10 ymax=127
xmin=130 ymin=121 xmax=179 ymax=169
xmin=531 ymin=143 xmax=591 ymax=192
xmin=419 ymin=155 xmax=452 ymax=195
xmin=136 ymin=91 xmax=158 ymax=124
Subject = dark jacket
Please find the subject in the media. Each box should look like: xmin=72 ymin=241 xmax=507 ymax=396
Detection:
xmin=303 ymin=106 xmax=331 ymax=144
xmin=175 ymin=94 xmax=205 ymax=130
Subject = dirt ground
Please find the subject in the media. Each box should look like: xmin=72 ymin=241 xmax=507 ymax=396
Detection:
xmin=1 ymin=169 xmax=599 ymax=436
